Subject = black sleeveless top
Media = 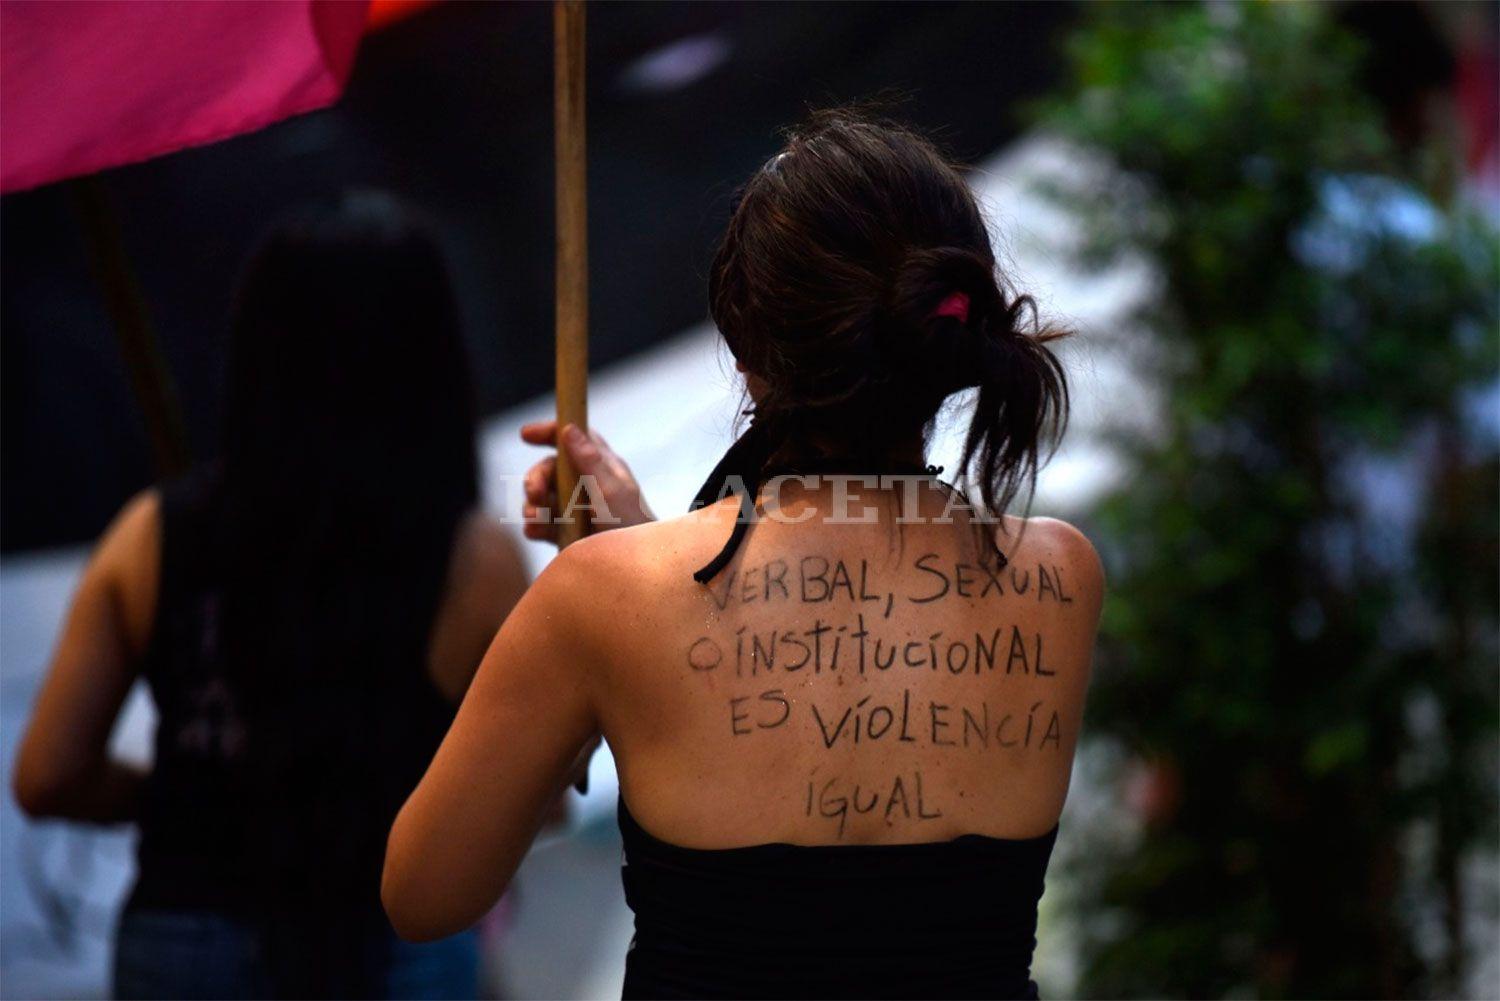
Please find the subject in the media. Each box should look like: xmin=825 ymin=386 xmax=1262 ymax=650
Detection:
xmin=127 ymin=469 xmax=457 ymax=922
xmin=634 ymin=434 xmax=1055 ymax=997
xmin=619 ymin=798 xmax=1057 ymax=999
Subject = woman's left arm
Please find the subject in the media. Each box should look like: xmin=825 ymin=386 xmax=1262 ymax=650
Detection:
xmin=383 ymin=543 xmax=601 ymax=942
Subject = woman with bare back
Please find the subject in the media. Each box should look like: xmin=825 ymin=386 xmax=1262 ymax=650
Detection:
xmin=384 ymin=111 xmax=1103 ymax=999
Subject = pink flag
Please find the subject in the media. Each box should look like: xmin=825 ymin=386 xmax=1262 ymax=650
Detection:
xmin=1 ymin=0 xmax=370 ymax=194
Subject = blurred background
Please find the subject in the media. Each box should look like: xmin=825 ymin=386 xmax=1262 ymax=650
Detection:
xmin=1 ymin=1 xmax=1496 ymax=998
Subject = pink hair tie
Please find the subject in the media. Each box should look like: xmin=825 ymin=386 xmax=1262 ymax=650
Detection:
xmin=932 ymin=291 xmax=969 ymax=323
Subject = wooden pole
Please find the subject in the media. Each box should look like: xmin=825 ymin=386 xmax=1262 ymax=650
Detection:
xmin=70 ymin=174 xmax=191 ymax=478
xmin=553 ymin=0 xmax=588 ymax=547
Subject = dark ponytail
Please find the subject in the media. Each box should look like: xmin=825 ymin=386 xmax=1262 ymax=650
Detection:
xmin=886 ymin=245 xmax=1070 ymax=518
xmin=709 ymin=109 xmax=1070 ymax=522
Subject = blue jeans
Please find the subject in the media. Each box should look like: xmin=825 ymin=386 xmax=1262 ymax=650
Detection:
xmin=114 ymin=907 xmax=479 ymax=999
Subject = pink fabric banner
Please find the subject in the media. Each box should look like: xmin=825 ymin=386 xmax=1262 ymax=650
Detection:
xmin=1 ymin=0 xmax=370 ymax=193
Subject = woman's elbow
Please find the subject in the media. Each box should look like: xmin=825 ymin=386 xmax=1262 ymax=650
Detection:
xmin=12 ymin=757 xmax=74 ymax=818
xmin=384 ymin=906 xmax=445 ymax=944
xmin=382 ymin=876 xmax=444 ymax=943
xmin=382 ymin=833 xmax=507 ymax=942
xmin=382 ymin=878 xmax=474 ymax=943
xmin=382 ymin=835 xmax=457 ymax=943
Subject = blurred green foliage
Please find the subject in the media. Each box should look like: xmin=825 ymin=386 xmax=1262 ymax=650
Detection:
xmin=1037 ymin=4 xmax=1498 ymax=997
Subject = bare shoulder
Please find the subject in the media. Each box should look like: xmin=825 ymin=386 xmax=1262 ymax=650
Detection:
xmin=534 ymin=502 xmax=740 ymax=640
xmin=1026 ymin=517 xmax=1103 ymax=579
xmin=502 ymin=527 xmax=641 ymax=667
xmin=1000 ymin=515 xmax=1105 ymax=602
xmin=429 ymin=510 xmax=531 ymax=700
xmin=92 ymin=488 xmax=162 ymax=586
xmin=102 ymin=489 xmax=161 ymax=559
xmin=550 ymin=500 xmax=741 ymax=583
xmin=93 ymin=488 xmax=163 ymax=656
xmin=451 ymin=510 xmax=528 ymax=595
xmin=522 ymin=525 xmax=635 ymax=610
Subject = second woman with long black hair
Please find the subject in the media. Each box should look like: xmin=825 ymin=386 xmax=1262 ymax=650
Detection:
xmin=14 ymin=192 xmax=528 ymax=998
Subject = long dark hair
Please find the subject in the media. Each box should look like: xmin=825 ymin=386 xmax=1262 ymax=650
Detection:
xmin=708 ymin=110 xmax=1069 ymax=521
xmin=217 ymin=191 xmax=477 ymax=956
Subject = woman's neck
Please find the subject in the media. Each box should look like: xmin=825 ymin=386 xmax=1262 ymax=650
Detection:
xmin=764 ymin=431 xmax=927 ymax=473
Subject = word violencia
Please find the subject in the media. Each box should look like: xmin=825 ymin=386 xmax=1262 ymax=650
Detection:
xmin=728 ymin=686 xmax=1064 ymax=753
xmin=707 ymin=554 xmax=1076 ymax=613
xmin=688 ymin=615 xmax=1053 ymax=678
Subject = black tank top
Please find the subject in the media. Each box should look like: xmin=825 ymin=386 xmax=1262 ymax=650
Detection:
xmin=618 ymin=797 xmax=1057 ymax=999
xmin=127 ymin=469 xmax=457 ymax=920
xmin=633 ymin=436 xmax=1054 ymax=997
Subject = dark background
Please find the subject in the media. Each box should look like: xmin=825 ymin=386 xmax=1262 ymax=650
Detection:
xmin=0 ymin=1 xmax=1073 ymax=554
